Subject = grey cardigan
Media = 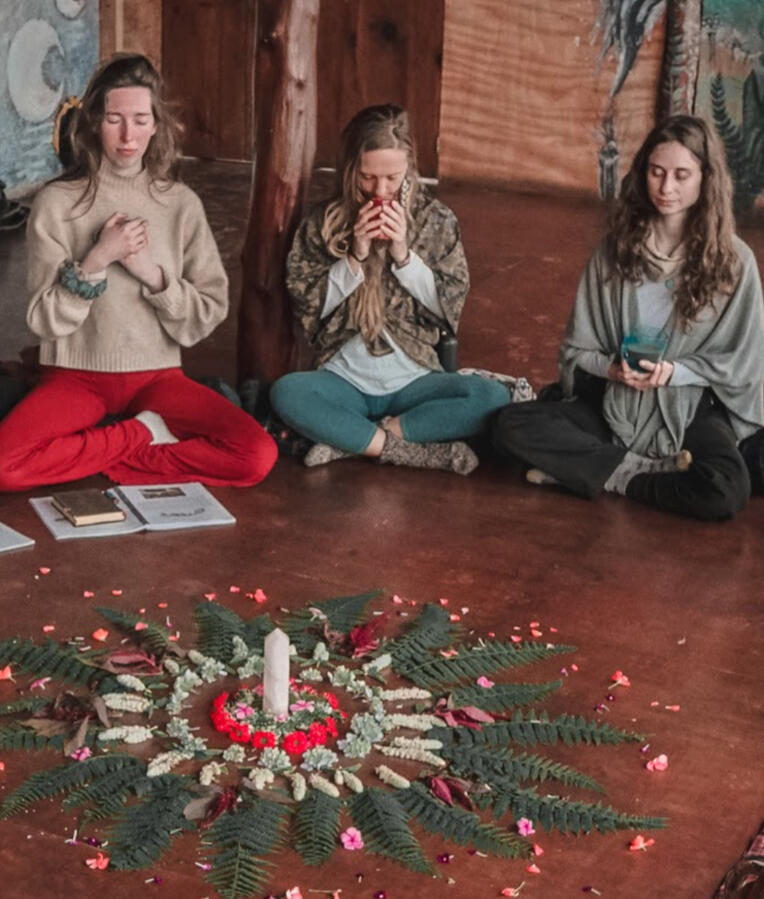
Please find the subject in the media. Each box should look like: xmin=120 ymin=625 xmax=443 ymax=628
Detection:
xmin=559 ymin=236 xmax=764 ymax=457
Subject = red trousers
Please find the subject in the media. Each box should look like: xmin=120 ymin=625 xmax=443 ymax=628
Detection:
xmin=0 ymin=367 xmax=277 ymax=492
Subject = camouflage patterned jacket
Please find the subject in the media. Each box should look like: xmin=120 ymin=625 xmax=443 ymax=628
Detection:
xmin=286 ymin=188 xmax=470 ymax=369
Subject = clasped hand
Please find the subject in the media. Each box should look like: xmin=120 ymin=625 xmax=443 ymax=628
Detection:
xmin=351 ymin=199 xmax=408 ymax=265
xmin=83 ymin=212 xmax=163 ymax=292
xmin=608 ymin=358 xmax=674 ymax=390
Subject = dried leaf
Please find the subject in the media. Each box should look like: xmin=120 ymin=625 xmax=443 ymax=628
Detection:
xmin=63 ymin=715 xmax=91 ymax=756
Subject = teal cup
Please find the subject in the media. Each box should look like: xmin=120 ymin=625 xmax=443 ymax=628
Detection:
xmin=621 ymin=328 xmax=668 ymax=372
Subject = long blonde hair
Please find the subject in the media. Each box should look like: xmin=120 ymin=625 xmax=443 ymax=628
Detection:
xmin=321 ymin=104 xmax=419 ymax=342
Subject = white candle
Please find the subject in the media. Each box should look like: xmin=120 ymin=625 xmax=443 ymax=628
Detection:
xmin=263 ymin=627 xmax=290 ymax=718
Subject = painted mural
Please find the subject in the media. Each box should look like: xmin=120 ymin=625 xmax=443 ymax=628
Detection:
xmin=0 ymin=0 xmax=98 ymax=194
xmin=697 ymin=0 xmax=764 ymax=212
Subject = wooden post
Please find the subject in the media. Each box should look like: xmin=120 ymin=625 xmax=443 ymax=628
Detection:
xmin=237 ymin=0 xmax=318 ymax=385
xmin=657 ymin=0 xmax=701 ymax=120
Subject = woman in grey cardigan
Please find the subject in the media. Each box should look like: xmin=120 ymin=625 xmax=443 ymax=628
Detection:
xmin=492 ymin=115 xmax=764 ymax=520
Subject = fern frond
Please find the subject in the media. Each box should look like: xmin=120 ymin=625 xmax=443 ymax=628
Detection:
xmin=107 ymin=777 xmax=194 ymax=869
xmin=451 ymin=680 xmax=562 ymax=710
xmin=475 ymin=780 xmax=668 ymax=834
xmin=63 ymin=766 xmax=148 ymax=810
xmin=349 ymin=787 xmax=432 ymax=874
xmin=203 ymin=801 xmax=288 ymax=899
xmin=0 ymin=697 xmax=51 ymax=716
xmin=387 ymin=604 xmax=460 ymax=670
xmin=434 ymin=710 xmax=644 ymax=749
xmin=242 ymin=613 xmax=275 ymax=651
xmin=281 ymin=590 xmax=382 ymax=654
xmin=398 ymin=641 xmax=574 ymax=688
xmin=194 ymin=601 xmax=247 ymax=662
xmin=397 ymin=782 xmax=530 ymax=858
xmin=292 ymin=788 xmax=341 ymax=865
xmin=95 ymin=607 xmax=172 ymax=657
xmin=440 ymin=743 xmax=604 ymax=793
xmin=0 ymin=638 xmax=107 ymax=687
xmin=0 ymin=753 xmax=144 ymax=819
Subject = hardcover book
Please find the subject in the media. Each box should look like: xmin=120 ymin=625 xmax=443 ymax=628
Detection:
xmin=51 ymin=488 xmax=126 ymax=526
xmin=30 ymin=482 xmax=235 ymax=540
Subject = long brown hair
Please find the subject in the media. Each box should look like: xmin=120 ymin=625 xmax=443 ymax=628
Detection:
xmin=321 ymin=104 xmax=420 ymax=343
xmin=608 ymin=115 xmax=739 ymax=324
xmin=55 ymin=53 xmax=183 ymax=209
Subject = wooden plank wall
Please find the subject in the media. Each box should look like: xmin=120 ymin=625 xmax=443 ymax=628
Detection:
xmin=315 ymin=0 xmax=444 ymax=177
xmin=439 ymin=0 xmax=665 ymax=195
xmin=100 ymin=0 xmax=162 ymax=66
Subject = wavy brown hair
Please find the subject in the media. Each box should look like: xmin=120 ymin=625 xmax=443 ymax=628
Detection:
xmin=54 ymin=53 xmax=183 ymax=210
xmin=608 ymin=115 xmax=739 ymax=324
xmin=321 ymin=104 xmax=420 ymax=342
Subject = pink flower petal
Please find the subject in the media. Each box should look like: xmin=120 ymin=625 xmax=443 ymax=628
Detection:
xmin=392 ymin=595 xmax=404 ymax=604
xmin=516 ymin=817 xmax=535 ymax=836
xmin=157 ymin=602 xmax=168 ymax=609
xmin=39 ymin=566 xmax=51 ymax=575
xmin=91 ymin=629 xmax=109 ymax=642
xmin=449 ymin=613 xmax=461 ymax=622
xmin=42 ymin=625 xmax=55 ymax=633
xmin=530 ymin=628 xmax=543 ymax=638
xmin=665 ymin=704 xmax=681 ymax=711
xmin=134 ymin=622 xmax=148 ymax=631
xmin=526 ymin=863 xmax=541 ymax=874
xmin=229 ymin=585 xmax=241 ymax=593
xmin=476 ymin=676 xmax=495 ymax=688
xmin=30 ymin=677 xmax=51 ymax=690
xmin=204 ymin=592 xmax=216 ymax=600
xmin=646 ymin=754 xmax=669 ymax=772
xmin=439 ymin=598 xmax=450 ymax=606
xmin=253 ymin=588 xmax=267 ymax=603
xmin=510 ymin=635 xmax=523 ymax=643
xmin=532 ymin=842 xmax=545 ymax=856
xmin=111 ymin=589 xmax=122 ymax=596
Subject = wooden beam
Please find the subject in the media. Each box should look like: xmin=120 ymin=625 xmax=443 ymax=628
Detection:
xmin=237 ymin=0 xmax=319 ymax=384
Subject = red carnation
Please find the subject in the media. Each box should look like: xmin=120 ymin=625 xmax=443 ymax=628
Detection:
xmin=282 ymin=731 xmax=310 ymax=755
xmin=322 ymin=691 xmax=339 ymax=709
xmin=307 ymin=722 xmax=328 ymax=747
xmin=324 ymin=717 xmax=339 ymax=737
xmin=227 ymin=722 xmax=252 ymax=743
xmin=252 ymin=730 xmax=276 ymax=749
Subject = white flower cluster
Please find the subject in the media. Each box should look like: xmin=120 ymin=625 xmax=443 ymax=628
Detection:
xmin=166 ymin=717 xmax=207 ymax=753
xmin=299 ymin=666 xmax=323 ymax=682
xmin=300 ymin=747 xmax=338 ymax=771
xmin=247 ymin=767 xmax=275 ymax=791
xmin=378 ymin=745 xmax=446 ymax=767
xmin=312 ymin=641 xmax=330 ymax=663
xmin=385 ymin=713 xmax=444 ymax=731
xmin=349 ymin=712 xmax=385 ymax=742
xmin=146 ymin=749 xmax=195 ymax=777
xmin=199 ymin=760 xmax=225 ymax=786
xmin=378 ymin=687 xmax=432 ymax=701
xmin=230 ymin=636 xmax=264 ymax=678
xmin=222 ymin=744 xmax=246 ymax=764
xmin=98 ymin=725 xmax=154 ymax=744
xmin=115 ymin=674 xmax=148 ymax=692
xmin=163 ymin=658 xmax=180 ymax=676
xmin=308 ymin=772 xmax=340 ymax=798
xmin=375 ymin=764 xmax=410 ymax=789
xmin=362 ymin=652 xmax=392 ymax=677
xmin=337 ymin=734 xmax=372 ymax=758
xmin=334 ymin=768 xmax=364 ymax=793
xmin=259 ymin=747 xmax=292 ymax=772
xmin=329 ymin=666 xmax=373 ymax=700
xmin=187 ymin=649 xmax=228 ymax=683
xmin=289 ymin=771 xmax=307 ymax=801
xmin=390 ymin=736 xmax=443 ymax=751
xmin=101 ymin=692 xmax=151 ymax=713
xmin=166 ymin=669 xmax=203 ymax=715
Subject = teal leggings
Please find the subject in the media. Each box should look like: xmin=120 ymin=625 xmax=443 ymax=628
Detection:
xmin=270 ymin=370 xmax=510 ymax=453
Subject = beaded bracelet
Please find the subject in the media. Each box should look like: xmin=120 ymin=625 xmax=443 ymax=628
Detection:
xmin=349 ymin=248 xmax=369 ymax=263
xmin=58 ymin=260 xmax=107 ymax=300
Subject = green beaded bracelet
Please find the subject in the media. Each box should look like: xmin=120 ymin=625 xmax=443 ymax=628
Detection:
xmin=58 ymin=260 xmax=107 ymax=300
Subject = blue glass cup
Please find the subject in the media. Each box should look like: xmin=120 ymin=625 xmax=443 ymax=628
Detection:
xmin=621 ymin=328 xmax=668 ymax=372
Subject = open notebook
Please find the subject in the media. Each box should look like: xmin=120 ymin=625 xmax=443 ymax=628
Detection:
xmin=30 ymin=482 xmax=235 ymax=540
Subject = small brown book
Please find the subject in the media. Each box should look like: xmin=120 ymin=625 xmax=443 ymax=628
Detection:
xmin=51 ymin=488 xmax=126 ymax=527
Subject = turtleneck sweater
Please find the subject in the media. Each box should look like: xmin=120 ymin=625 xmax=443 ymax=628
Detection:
xmin=26 ymin=161 xmax=228 ymax=372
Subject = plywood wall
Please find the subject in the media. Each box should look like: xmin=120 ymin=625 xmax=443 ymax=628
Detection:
xmin=100 ymin=0 xmax=162 ymax=65
xmin=439 ymin=0 xmax=666 ymax=195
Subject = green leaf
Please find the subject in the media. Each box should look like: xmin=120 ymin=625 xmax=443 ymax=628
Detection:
xmin=396 ymin=782 xmax=530 ymax=858
xmin=107 ymin=776 xmax=194 ymax=869
xmin=387 ymin=603 xmax=460 ymax=671
xmin=194 ymin=601 xmax=247 ymax=662
xmin=349 ymin=787 xmax=432 ymax=874
xmin=0 ymin=753 xmax=144 ymax=819
xmin=292 ymin=788 xmax=341 ymax=865
xmin=0 ymin=638 xmax=108 ymax=688
xmin=451 ymin=680 xmax=562 ymax=710
xmin=397 ymin=641 xmax=574 ymax=688
xmin=281 ymin=590 xmax=382 ymax=654
xmin=0 ymin=696 xmax=51 ymax=716
xmin=95 ymin=607 xmax=173 ymax=658
xmin=202 ymin=800 xmax=288 ymax=899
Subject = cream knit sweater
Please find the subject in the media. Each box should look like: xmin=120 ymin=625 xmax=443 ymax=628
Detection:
xmin=26 ymin=162 xmax=228 ymax=372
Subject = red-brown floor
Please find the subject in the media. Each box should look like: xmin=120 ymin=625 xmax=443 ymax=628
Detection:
xmin=0 ymin=166 xmax=762 ymax=899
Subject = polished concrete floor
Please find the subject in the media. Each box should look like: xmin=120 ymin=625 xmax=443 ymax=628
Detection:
xmin=0 ymin=163 xmax=762 ymax=899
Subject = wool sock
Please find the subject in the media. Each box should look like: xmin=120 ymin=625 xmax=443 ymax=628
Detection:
xmin=135 ymin=410 xmax=179 ymax=445
xmin=378 ymin=431 xmax=479 ymax=475
xmin=526 ymin=468 xmax=560 ymax=486
xmin=303 ymin=443 xmax=355 ymax=467
xmin=604 ymin=449 xmax=693 ymax=495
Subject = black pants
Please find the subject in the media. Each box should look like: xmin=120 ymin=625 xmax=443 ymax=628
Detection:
xmin=492 ymin=385 xmax=754 ymax=521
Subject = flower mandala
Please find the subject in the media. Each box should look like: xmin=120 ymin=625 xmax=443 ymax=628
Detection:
xmin=0 ymin=590 xmax=667 ymax=899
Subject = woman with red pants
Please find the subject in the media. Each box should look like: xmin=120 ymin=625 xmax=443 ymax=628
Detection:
xmin=0 ymin=54 xmax=276 ymax=492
